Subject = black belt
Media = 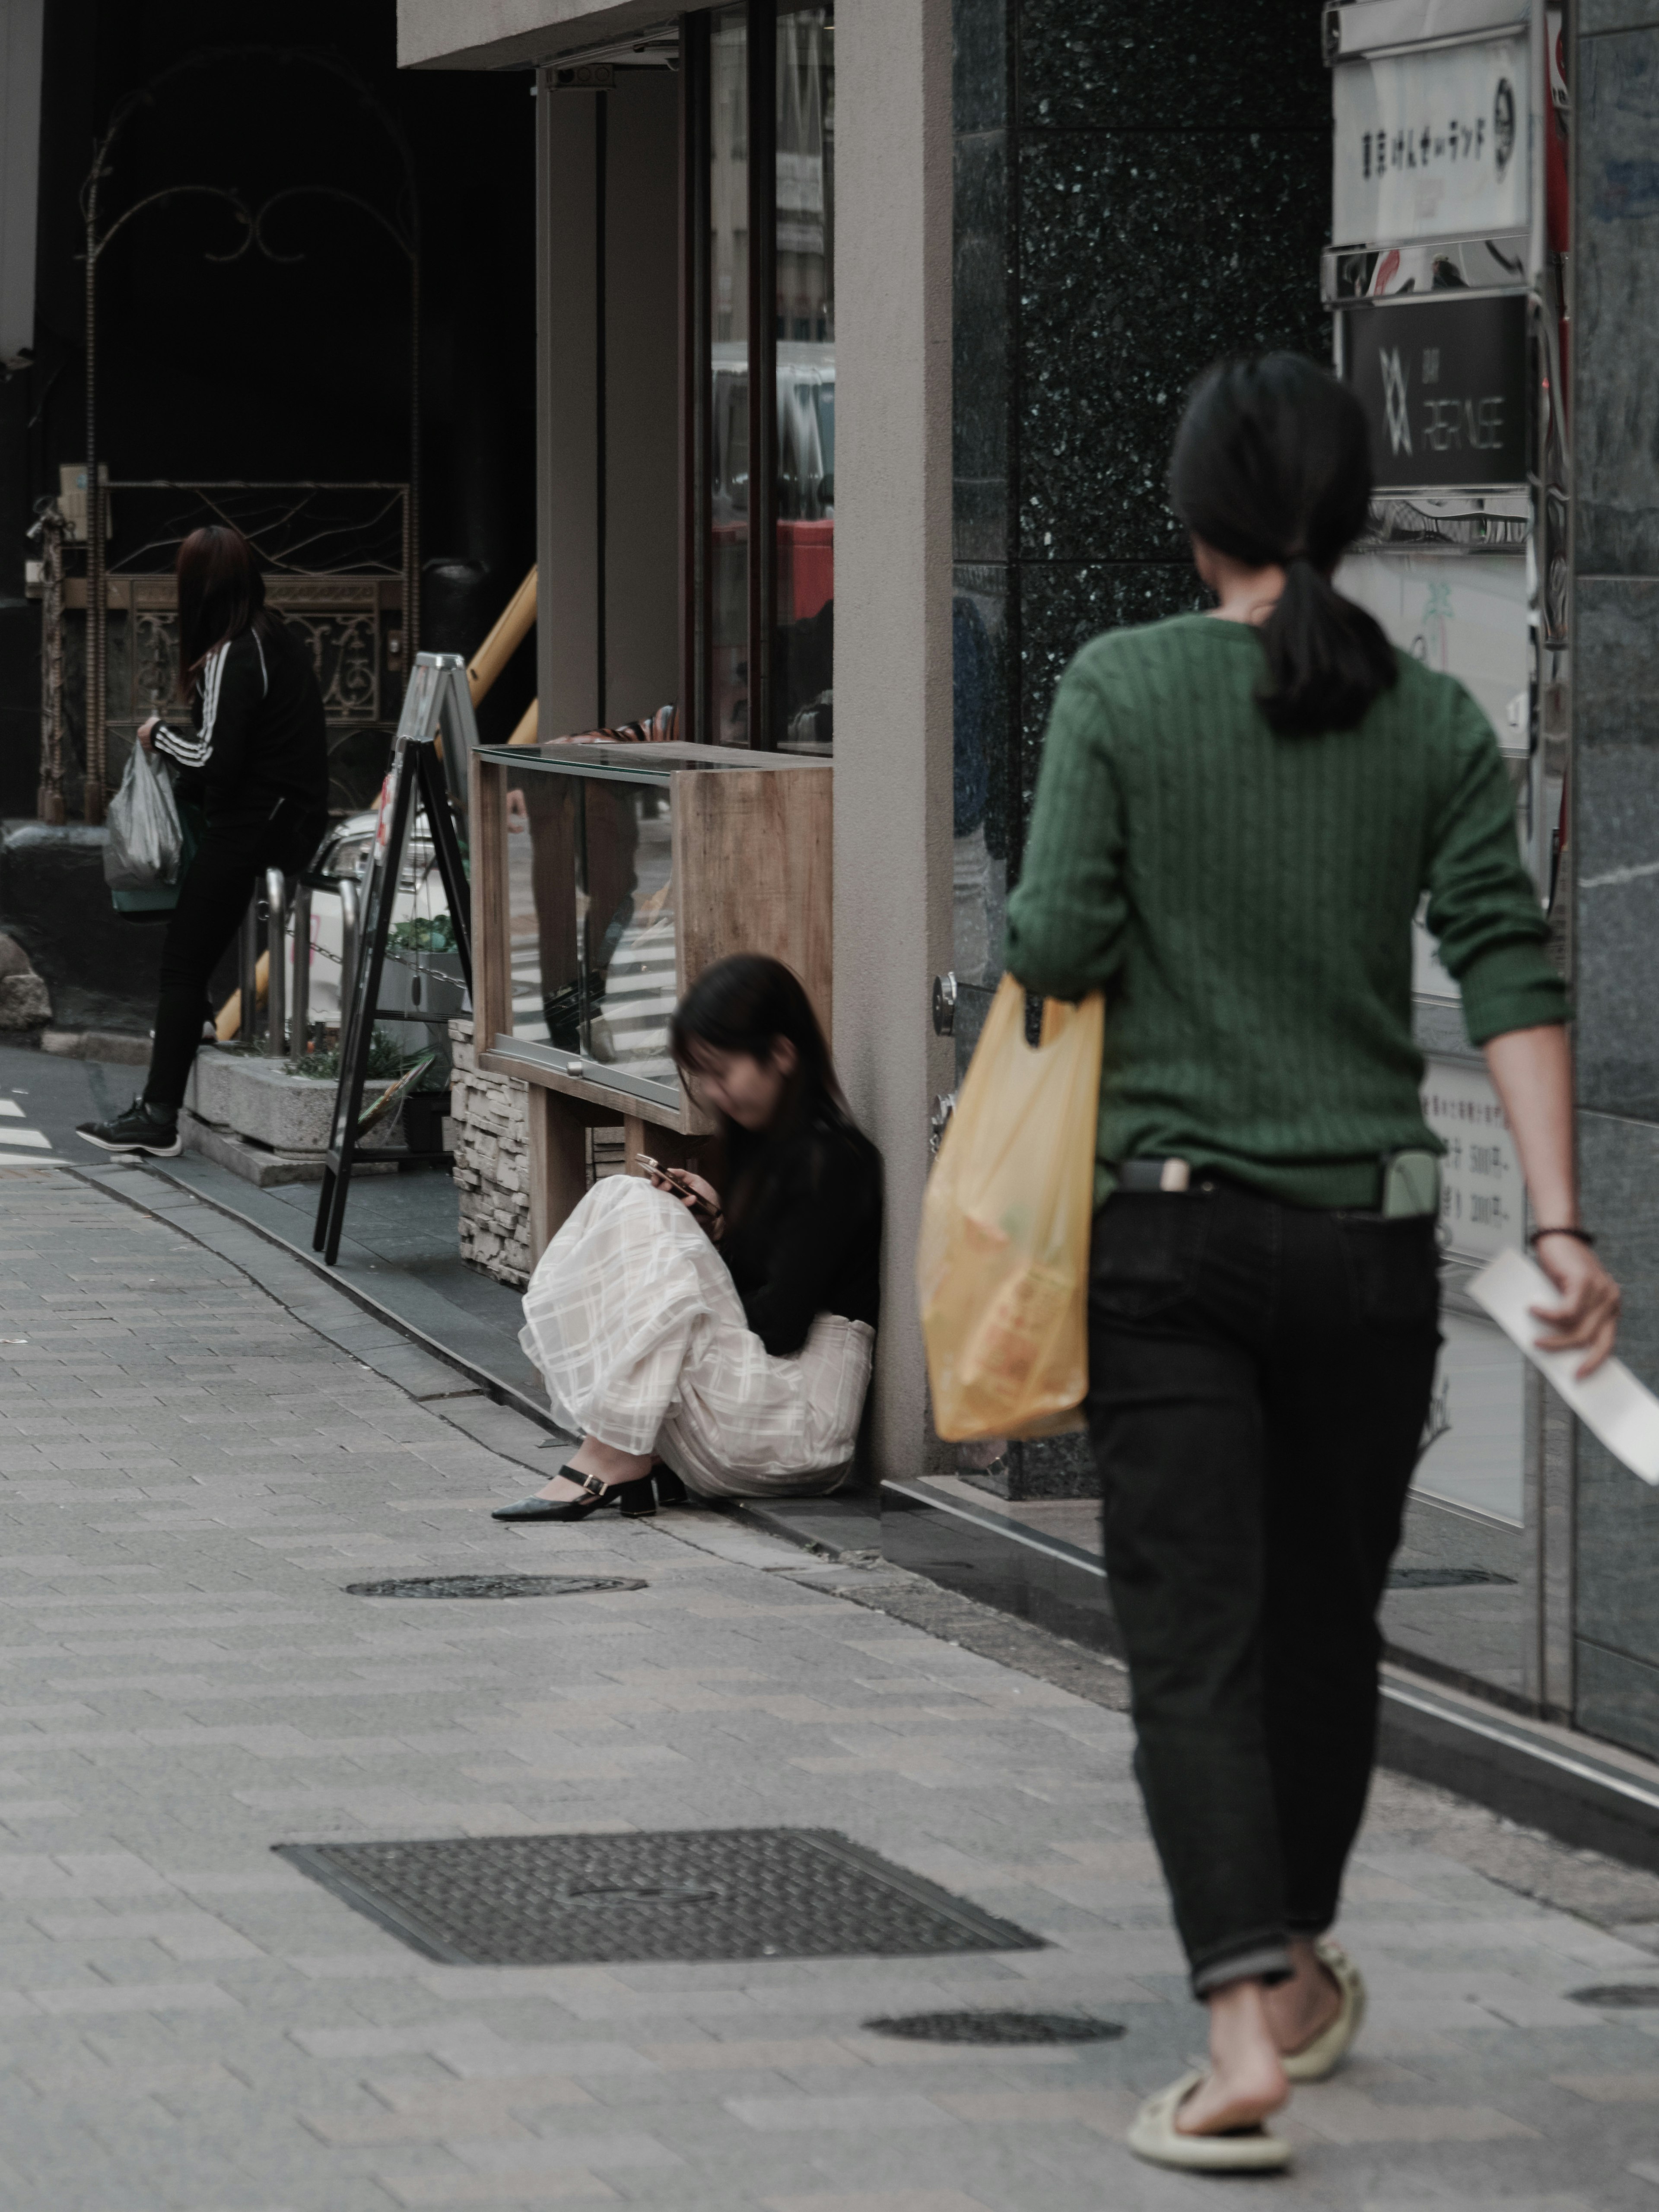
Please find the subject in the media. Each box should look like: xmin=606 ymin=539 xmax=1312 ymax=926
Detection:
xmin=1116 ymin=1157 xmax=1194 ymax=1194
xmin=1115 ymin=1153 xmax=1440 ymax=1218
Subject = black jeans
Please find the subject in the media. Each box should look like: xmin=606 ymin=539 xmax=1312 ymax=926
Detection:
xmin=1085 ymin=1175 xmax=1440 ymax=1997
xmin=145 ymin=806 xmax=327 ymax=1113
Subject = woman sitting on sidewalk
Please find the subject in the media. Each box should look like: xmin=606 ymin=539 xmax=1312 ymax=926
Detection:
xmin=494 ymin=955 xmax=881 ymax=1522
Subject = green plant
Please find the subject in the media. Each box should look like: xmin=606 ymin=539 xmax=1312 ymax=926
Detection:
xmin=387 ymin=913 xmax=456 ymax=953
xmin=285 ymin=1026 xmax=410 ymax=1081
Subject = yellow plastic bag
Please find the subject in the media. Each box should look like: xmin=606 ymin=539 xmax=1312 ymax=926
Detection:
xmin=917 ymin=975 xmax=1105 ymax=1443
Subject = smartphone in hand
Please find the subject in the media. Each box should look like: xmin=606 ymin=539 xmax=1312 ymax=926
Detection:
xmin=635 ymin=1155 xmax=721 ymax=1228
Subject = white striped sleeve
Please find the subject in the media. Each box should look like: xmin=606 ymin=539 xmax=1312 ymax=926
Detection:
xmin=152 ymin=641 xmax=229 ymax=769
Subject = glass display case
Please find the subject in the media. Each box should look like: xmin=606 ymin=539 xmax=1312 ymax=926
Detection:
xmin=470 ymin=740 xmax=832 ymax=1195
xmin=500 ymin=763 xmax=680 ymax=1101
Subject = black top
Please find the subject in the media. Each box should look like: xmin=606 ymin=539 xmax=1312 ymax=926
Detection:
xmin=153 ymin=619 xmax=329 ymax=829
xmin=719 ymin=1109 xmax=883 ymax=1357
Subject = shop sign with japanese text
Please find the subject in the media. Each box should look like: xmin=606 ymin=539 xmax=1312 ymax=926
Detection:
xmin=1342 ymin=293 xmax=1528 ymax=489
xmin=1334 ymin=34 xmax=1529 ymax=245
xmin=1421 ymin=1056 xmax=1524 ymax=1264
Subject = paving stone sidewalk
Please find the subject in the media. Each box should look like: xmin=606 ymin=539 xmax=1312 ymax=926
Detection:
xmin=2 ymin=1162 xmax=1659 ymax=2210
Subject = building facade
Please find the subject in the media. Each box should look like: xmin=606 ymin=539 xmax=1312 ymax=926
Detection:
xmin=400 ymin=0 xmax=1659 ymax=1813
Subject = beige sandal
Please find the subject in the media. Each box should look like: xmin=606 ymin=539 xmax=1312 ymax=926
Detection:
xmin=1281 ymin=1936 xmax=1366 ymax=2083
xmin=1127 ymin=2070 xmax=1292 ymax=2173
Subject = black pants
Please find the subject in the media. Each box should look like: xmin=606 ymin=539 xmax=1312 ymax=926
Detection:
xmin=145 ymin=807 xmax=327 ymax=1113
xmin=1085 ymin=1176 xmax=1440 ymax=1996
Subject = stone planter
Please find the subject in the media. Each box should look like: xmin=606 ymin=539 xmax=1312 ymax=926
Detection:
xmin=181 ymin=1048 xmax=404 ymax=1186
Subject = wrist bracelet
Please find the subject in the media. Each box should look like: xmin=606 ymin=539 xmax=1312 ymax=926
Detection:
xmin=1528 ymin=1226 xmax=1596 ymax=1248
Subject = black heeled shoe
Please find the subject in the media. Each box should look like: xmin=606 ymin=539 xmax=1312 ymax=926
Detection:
xmin=492 ymin=1465 xmax=655 ymax=1522
xmin=617 ymin=1470 xmax=658 ymax=1518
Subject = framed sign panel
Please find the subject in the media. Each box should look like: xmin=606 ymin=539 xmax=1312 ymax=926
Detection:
xmin=1335 ymin=550 xmax=1529 ymax=751
xmin=1340 ymin=293 xmax=1529 ymax=489
xmin=1421 ymin=1054 xmax=1525 ymax=1263
xmin=1333 ymin=32 xmax=1529 ymax=245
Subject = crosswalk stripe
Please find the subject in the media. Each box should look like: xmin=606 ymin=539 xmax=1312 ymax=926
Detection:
xmin=0 ymin=1128 xmax=54 ymax=1149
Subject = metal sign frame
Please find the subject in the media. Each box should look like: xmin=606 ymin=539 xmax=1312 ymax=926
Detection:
xmin=1327 ymin=0 xmax=1554 ymax=898
xmin=313 ymin=652 xmax=476 ymax=1267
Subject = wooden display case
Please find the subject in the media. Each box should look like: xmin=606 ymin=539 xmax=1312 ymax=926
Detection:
xmin=470 ymin=740 xmax=832 ymax=1262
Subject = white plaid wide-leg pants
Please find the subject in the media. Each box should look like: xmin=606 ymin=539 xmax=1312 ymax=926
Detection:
xmin=518 ymin=1176 xmax=872 ymax=1499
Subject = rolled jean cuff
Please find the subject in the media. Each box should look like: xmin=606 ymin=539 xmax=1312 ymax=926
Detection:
xmin=1190 ymin=1938 xmax=1294 ymax=1999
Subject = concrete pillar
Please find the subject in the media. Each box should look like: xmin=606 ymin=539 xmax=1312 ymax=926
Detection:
xmin=535 ymin=72 xmax=680 ymax=743
xmin=537 ymin=83 xmax=601 ymax=739
xmin=835 ymin=0 xmax=955 ymax=1481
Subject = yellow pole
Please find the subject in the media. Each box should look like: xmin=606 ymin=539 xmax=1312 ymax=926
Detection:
xmin=214 ymin=951 xmax=268 ymax=1042
xmin=506 ymin=698 xmax=540 ymax=747
xmin=467 ymin=567 xmax=537 ymax=706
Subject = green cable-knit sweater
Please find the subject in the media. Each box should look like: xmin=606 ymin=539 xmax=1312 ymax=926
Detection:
xmin=1003 ymin=613 xmax=1567 ymax=1211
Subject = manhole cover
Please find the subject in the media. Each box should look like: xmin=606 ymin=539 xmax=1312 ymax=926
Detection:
xmin=1569 ymin=1984 xmax=1659 ymax=2009
xmin=1386 ymin=1567 xmax=1516 ymax=1589
xmin=344 ymin=1575 xmax=647 ymax=1600
xmin=274 ymin=1828 xmax=1046 ymax=1967
xmin=864 ymin=2010 xmax=1124 ymax=2044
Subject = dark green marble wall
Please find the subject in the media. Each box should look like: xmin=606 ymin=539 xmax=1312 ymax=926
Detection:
xmin=953 ymin=0 xmax=1331 ymax=874
xmin=948 ymin=1 xmax=1328 ymax=1500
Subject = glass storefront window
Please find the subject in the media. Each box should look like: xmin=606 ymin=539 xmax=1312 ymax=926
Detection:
xmin=710 ymin=7 xmax=750 ymax=747
xmin=775 ymin=4 xmax=833 ymax=753
xmin=694 ymin=2 xmax=834 ymax=755
xmin=501 ymin=762 xmax=679 ymax=1103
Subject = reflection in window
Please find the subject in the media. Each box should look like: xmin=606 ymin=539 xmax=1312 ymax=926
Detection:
xmin=710 ymin=8 xmax=750 ymax=747
xmin=776 ymin=4 xmax=833 ymax=754
xmin=504 ymin=771 xmax=677 ymax=1089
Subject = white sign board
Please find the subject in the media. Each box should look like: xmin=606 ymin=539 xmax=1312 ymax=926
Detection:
xmin=1413 ymin=906 xmax=1461 ymax=1000
xmin=1413 ymin=1310 xmax=1525 ymax=1525
xmin=1334 ymin=35 xmax=1530 ymax=246
xmin=1421 ymin=1055 xmax=1524 ymax=1262
xmin=1336 ymin=552 xmax=1530 ymax=754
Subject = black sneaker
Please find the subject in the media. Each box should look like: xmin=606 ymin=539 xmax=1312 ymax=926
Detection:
xmin=77 ymin=1096 xmax=181 ymax=1158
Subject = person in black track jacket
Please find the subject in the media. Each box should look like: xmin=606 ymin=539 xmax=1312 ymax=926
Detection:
xmin=79 ymin=523 xmax=329 ymax=1157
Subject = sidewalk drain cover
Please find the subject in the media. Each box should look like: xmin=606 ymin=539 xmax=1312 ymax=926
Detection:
xmin=864 ymin=2010 xmax=1123 ymax=2044
xmin=273 ymin=1828 xmax=1046 ymax=1967
xmin=344 ymin=1575 xmax=647 ymax=1600
xmin=1569 ymin=1984 xmax=1659 ymax=2008
xmin=1386 ymin=1567 xmax=1515 ymax=1589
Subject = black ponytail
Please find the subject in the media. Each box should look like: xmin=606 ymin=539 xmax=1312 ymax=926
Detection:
xmin=1169 ymin=354 xmax=1398 ymax=737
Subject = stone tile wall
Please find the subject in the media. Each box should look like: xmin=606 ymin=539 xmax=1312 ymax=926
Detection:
xmin=445 ymin=1021 xmax=532 ymax=1290
xmin=1573 ymin=12 xmax=1659 ymax=1754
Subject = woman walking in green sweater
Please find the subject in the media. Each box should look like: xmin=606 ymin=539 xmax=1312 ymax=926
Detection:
xmin=1004 ymin=354 xmax=1619 ymax=2174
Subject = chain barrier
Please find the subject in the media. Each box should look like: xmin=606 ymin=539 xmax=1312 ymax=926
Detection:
xmin=300 ymin=934 xmax=456 ymax=979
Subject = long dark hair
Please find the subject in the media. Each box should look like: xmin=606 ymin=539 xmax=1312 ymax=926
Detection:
xmin=671 ymin=954 xmax=848 ymax=1136
xmin=1169 ymin=353 xmax=1397 ymax=736
xmin=176 ymin=524 xmax=276 ymax=695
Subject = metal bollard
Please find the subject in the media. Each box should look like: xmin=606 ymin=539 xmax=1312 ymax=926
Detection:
xmin=264 ymin=869 xmax=287 ymax=1057
xmin=292 ymin=878 xmax=312 ymax=1059
xmin=337 ymin=877 xmax=361 ymax=1028
xmin=238 ymin=899 xmax=260 ymax=1049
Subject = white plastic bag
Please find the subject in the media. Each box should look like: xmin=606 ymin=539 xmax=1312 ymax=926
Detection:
xmin=104 ymin=742 xmax=184 ymax=892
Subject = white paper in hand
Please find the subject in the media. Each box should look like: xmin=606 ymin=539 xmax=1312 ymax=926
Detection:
xmin=1468 ymin=1246 xmax=1659 ymax=1486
